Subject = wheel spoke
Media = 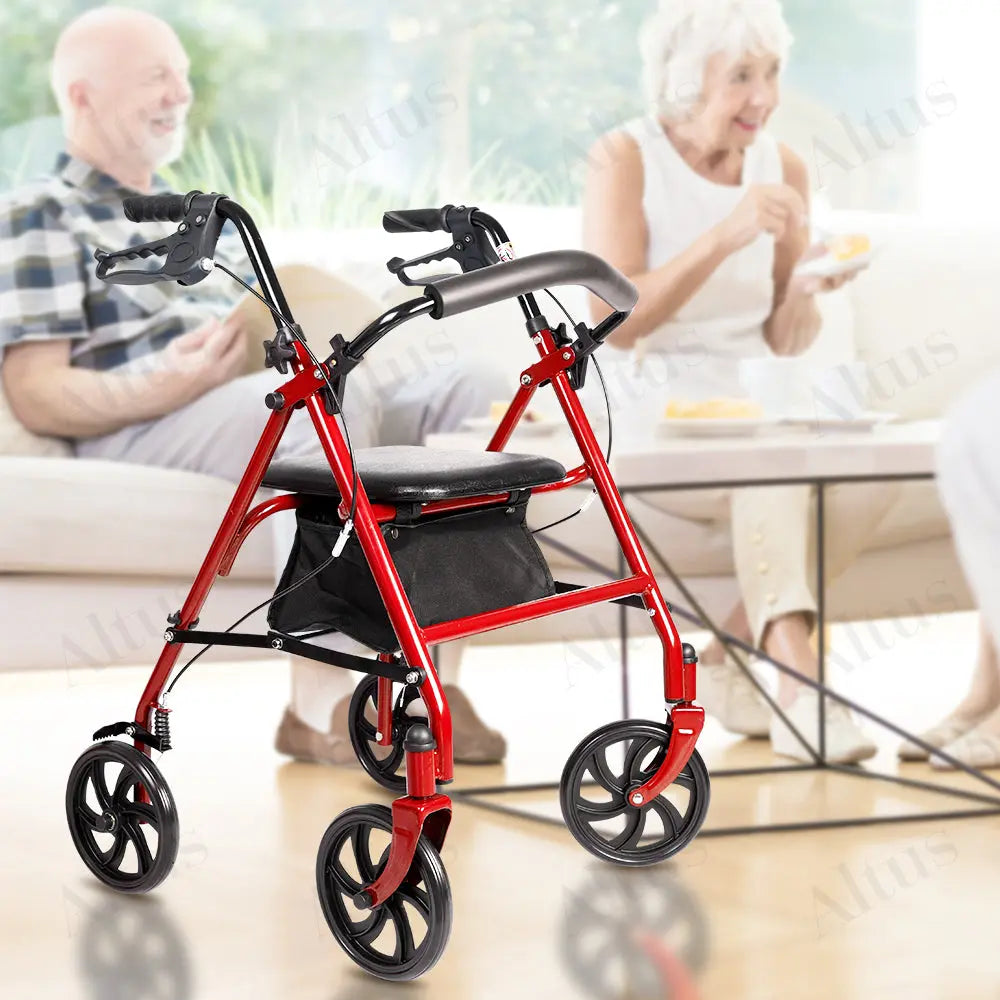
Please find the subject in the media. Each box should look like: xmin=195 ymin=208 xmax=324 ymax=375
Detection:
xmin=75 ymin=803 xmax=100 ymax=830
xmin=376 ymin=744 xmax=405 ymax=776
xmin=354 ymin=906 xmax=390 ymax=947
xmin=328 ymin=858 xmax=362 ymax=895
xmin=635 ymin=740 xmax=666 ymax=781
xmin=102 ymin=829 xmax=128 ymax=870
xmin=387 ymin=899 xmax=416 ymax=962
xmin=90 ymin=761 xmax=112 ymax=811
xmin=650 ymin=797 xmax=684 ymax=840
xmin=112 ymin=764 xmax=139 ymax=806
xmin=673 ymin=769 xmax=695 ymax=791
xmin=587 ymin=746 xmax=623 ymax=794
xmin=622 ymin=737 xmax=644 ymax=782
xmin=122 ymin=818 xmax=154 ymax=874
xmin=118 ymin=802 xmax=158 ymax=831
xmin=608 ymin=807 xmax=644 ymax=852
xmin=395 ymin=883 xmax=430 ymax=923
xmin=576 ymin=796 xmax=627 ymax=819
xmin=352 ymin=826 xmax=377 ymax=883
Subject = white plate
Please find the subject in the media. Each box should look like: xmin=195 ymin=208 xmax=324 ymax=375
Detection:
xmin=794 ymin=249 xmax=874 ymax=279
xmin=460 ymin=416 xmax=561 ymax=437
xmin=779 ymin=411 xmax=897 ymax=432
xmin=657 ymin=417 xmax=779 ymax=438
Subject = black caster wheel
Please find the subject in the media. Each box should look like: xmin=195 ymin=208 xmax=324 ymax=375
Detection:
xmin=66 ymin=741 xmax=179 ymax=893
xmin=560 ymin=720 xmax=710 ymax=867
xmin=316 ymin=804 xmax=452 ymax=981
xmin=348 ymin=675 xmax=427 ymax=793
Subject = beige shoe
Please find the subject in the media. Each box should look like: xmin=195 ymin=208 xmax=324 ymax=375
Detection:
xmin=697 ymin=661 xmax=770 ymax=738
xmin=443 ymin=684 xmax=507 ymax=764
xmin=770 ymin=691 xmax=877 ymax=764
xmin=897 ymin=716 xmax=982 ymax=762
xmin=930 ymin=730 xmax=1000 ymax=770
xmin=276 ymin=684 xmax=507 ymax=767
xmin=274 ymin=698 xmax=357 ymax=766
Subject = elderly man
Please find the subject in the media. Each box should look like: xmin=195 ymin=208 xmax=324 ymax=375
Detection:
xmin=0 ymin=6 xmax=506 ymax=765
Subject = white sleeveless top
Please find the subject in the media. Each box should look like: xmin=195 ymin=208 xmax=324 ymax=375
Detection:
xmin=612 ymin=116 xmax=784 ymax=409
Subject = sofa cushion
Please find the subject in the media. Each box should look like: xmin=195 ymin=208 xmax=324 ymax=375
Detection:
xmin=0 ymin=456 xmax=273 ymax=579
xmin=841 ymin=211 xmax=1000 ymax=420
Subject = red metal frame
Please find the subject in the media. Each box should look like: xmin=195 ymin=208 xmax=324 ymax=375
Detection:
xmin=133 ymin=317 xmax=700 ymax=894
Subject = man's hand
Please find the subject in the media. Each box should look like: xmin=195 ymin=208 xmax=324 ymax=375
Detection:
xmin=154 ymin=315 xmax=249 ymax=406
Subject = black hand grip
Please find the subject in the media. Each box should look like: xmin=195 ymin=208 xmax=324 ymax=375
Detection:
xmin=382 ymin=206 xmax=452 ymax=234
xmin=122 ymin=191 xmax=198 ymax=223
xmin=422 ymin=250 xmax=639 ymax=319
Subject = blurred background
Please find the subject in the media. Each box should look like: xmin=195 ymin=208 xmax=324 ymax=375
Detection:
xmin=0 ymin=0 xmax=982 ymax=225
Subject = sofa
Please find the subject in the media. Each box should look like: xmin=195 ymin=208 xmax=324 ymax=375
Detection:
xmin=2 ymin=209 xmax=997 ymax=671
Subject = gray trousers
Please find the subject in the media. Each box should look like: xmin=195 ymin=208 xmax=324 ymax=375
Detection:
xmin=76 ymin=360 xmax=508 ymax=729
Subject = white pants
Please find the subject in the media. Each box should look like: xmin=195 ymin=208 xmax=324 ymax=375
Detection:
xmin=77 ymin=360 xmax=508 ymax=730
xmin=580 ymin=353 xmax=902 ymax=646
xmin=937 ymin=370 xmax=1000 ymax=648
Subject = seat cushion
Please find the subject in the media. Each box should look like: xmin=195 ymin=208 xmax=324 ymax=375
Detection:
xmin=263 ymin=446 xmax=567 ymax=503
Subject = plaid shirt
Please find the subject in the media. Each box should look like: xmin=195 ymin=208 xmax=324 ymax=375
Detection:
xmin=0 ymin=153 xmax=251 ymax=372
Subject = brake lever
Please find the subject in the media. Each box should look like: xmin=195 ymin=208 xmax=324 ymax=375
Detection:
xmin=386 ymin=246 xmax=463 ymax=286
xmin=94 ymin=192 xmax=227 ymax=286
xmin=385 ymin=204 xmax=500 ymax=287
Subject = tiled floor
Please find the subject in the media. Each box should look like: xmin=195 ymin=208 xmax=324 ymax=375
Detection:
xmin=4 ymin=613 xmax=1000 ymax=999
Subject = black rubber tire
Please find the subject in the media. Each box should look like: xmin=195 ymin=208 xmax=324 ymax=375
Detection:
xmin=559 ymin=720 xmax=710 ymax=867
xmin=66 ymin=741 xmax=179 ymax=893
xmin=348 ymin=676 xmax=427 ymax=793
xmin=316 ymin=804 xmax=452 ymax=981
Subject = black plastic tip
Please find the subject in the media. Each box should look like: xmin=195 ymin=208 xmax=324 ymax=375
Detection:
xmin=682 ymin=643 xmax=698 ymax=665
xmin=403 ymin=723 xmax=437 ymax=753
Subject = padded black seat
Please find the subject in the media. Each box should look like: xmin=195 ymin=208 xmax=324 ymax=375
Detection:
xmin=263 ymin=446 xmax=567 ymax=504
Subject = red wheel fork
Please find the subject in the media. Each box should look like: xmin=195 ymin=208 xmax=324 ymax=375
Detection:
xmin=355 ymin=723 xmax=451 ymax=910
xmin=629 ymin=704 xmax=705 ymax=807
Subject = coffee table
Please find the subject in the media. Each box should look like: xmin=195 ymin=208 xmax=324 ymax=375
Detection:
xmin=426 ymin=419 xmax=1000 ymax=836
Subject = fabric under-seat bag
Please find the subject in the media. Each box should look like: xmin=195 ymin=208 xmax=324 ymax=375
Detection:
xmin=267 ymin=495 xmax=555 ymax=653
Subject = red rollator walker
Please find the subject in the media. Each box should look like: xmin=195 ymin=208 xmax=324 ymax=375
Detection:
xmin=65 ymin=191 xmax=710 ymax=981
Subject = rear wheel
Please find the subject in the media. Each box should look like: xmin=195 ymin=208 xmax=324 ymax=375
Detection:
xmin=66 ymin=741 xmax=179 ymax=893
xmin=348 ymin=675 xmax=427 ymax=793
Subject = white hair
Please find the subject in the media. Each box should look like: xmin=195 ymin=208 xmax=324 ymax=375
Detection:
xmin=640 ymin=0 xmax=794 ymax=120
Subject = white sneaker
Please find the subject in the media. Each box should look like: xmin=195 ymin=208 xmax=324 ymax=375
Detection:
xmin=697 ymin=661 xmax=770 ymax=738
xmin=770 ymin=690 xmax=877 ymax=764
xmin=897 ymin=717 xmax=980 ymax=762
xmin=930 ymin=731 xmax=1000 ymax=771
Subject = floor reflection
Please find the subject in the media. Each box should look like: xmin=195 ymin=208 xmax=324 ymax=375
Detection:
xmin=328 ymin=971 xmax=427 ymax=1000
xmin=77 ymin=892 xmax=193 ymax=1000
xmin=560 ymin=865 xmax=709 ymax=1000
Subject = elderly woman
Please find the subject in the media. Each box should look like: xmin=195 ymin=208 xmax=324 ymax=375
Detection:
xmin=583 ymin=0 xmax=899 ymax=762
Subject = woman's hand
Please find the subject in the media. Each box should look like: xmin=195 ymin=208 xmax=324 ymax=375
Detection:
xmin=714 ymin=183 xmax=808 ymax=254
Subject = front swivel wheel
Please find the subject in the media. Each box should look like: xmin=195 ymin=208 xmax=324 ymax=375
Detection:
xmin=560 ymin=720 xmax=710 ymax=867
xmin=316 ymin=804 xmax=451 ymax=981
